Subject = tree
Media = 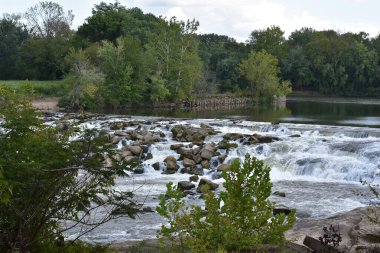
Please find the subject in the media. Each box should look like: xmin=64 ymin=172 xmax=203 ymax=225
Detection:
xmin=24 ymin=1 xmax=74 ymax=39
xmin=239 ymin=50 xmax=291 ymax=98
xmin=0 ymin=91 xmax=139 ymax=252
xmin=98 ymin=36 xmax=147 ymax=106
xmin=64 ymin=48 xmax=105 ymax=110
xmin=157 ymin=155 xmax=296 ymax=252
xmin=77 ymin=2 xmax=158 ymax=45
xmin=248 ymin=26 xmax=286 ymax=59
xmin=0 ymin=14 xmax=29 ymax=79
xmin=146 ymin=17 xmax=202 ymax=102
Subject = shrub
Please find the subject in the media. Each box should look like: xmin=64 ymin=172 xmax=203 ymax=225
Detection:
xmin=157 ymin=154 xmax=296 ymax=252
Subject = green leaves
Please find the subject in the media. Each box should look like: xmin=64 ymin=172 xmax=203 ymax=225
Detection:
xmin=239 ymin=50 xmax=292 ymax=98
xmin=0 ymin=92 xmax=138 ymax=252
xmin=157 ymin=154 xmax=296 ymax=252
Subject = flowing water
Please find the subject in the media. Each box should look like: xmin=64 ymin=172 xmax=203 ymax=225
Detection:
xmin=63 ymin=97 xmax=380 ymax=243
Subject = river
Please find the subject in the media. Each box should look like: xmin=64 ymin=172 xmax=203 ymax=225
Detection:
xmin=63 ymin=97 xmax=380 ymax=243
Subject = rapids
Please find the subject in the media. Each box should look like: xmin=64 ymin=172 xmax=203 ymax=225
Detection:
xmin=62 ymin=116 xmax=379 ymax=243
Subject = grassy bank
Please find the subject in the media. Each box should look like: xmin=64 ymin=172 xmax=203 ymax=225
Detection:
xmin=0 ymin=80 xmax=67 ymax=97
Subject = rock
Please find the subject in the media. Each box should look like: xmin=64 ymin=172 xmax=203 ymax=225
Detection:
xmin=218 ymin=140 xmax=238 ymax=149
xmin=178 ymin=148 xmax=194 ymax=160
xmin=193 ymin=147 xmax=201 ymax=155
xmin=253 ymin=133 xmax=280 ymax=143
xmin=201 ymin=149 xmax=214 ymax=160
xmin=129 ymin=145 xmax=142 ymax=156
xmin=289 ymin=134 xmax=301 ymax=138
xmin=152 ymin=162 xmax=160 ymax=171
xmin=145 ymin=153 xmax=153 ymax=160
xmin=183 ymin=157 xmax=196 ymax=167
xmin=121 ymin=150 xmax=133 ymax=158
xmin=142 ymin=206 xmax=155 ymax=213
xmin=192 ymin=140 xmax=204 ymax=146
xmin=191 ymin=153 xmax=201 ymax=164
xmin=218 ymin=154 xmax=227 ymax=163
xmin=114 ymin=130 xmax=128 ymax=136
xmin=223 ymin=133 xmax=244 ymax=141
xmin=201 ymin=160 xmax=210 ymax=169
xmin=189 ymin=175 xmax=199 ymax=182
xmin=177 ymin=181 xmax=196 ymax=191
xmin=133 ymin=165 xmax=145 ymax=174
xmin=196 ymin=178 xmax=219 ymax=193
xmin=171 ymin=125 xmax=217 ymax=142
xmin=110 ymin=122 xmax=125 ymax=130
xmin=273 ymin=205 xmax=292 ymax=216
xmin=164 ymin=156 xmax=178 ymax=170
xmin=217 ymin=164 xmax=231 ymax=172
xmin=170 ymin=143 xmax=184 ymax=150
xmin=273 ymin=191 xmax=286 ymax=197
xmin=111 ymin=135 xmax=120 ymax=144
xmin=124 ymin=156 xmax=139 ymax=163
xmin=188 ymin=167 xmax=204 ymax=176
xmin=162 ymin=169 xmax=176 ymax=175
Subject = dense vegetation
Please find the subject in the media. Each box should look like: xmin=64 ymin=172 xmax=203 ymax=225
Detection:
xmin=0 ymin=90 xmax=139 ymax=252
xmin=1 ymin=1 xmax=380 ymax=109
xmin=157 ymin=155 xmax=296 ymax=252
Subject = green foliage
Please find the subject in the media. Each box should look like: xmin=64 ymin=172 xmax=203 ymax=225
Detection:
xmin=157 ymin=154 xmax=296 ymax=252
xmin=249 ymin=26 xmax=286 ymax=59
xmin=98 ymin=36 xmax=147 ymax=106
xmin=63 ymin=48 xmax=105 ymax=110
xmin=77 ymin=2 xmax=158 ymax=45
xmin=239 ymin=50 xmax=292 ymax=98
xmin=146 ymin=17 xmax=202 ymax=102
xmin=0 ymin=14 xmax=29 ymax=80
xmin=0 ymin=90 xmax=139 ymax=252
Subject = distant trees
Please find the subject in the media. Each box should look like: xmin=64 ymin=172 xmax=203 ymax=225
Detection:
xmin=239 ymin=50 xmax=291 ymax=99
xmin=0 ymin=15 xmax=28 ymax=79
xmin=1 ymin=1 xmax=380 ymax=103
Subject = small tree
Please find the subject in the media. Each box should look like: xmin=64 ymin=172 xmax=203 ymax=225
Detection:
xmin=157 ymin=154 xmax=296 ymax=252
xmin=0 ymin=91 xmax=139 ymax=252
xmin=239 ymin=50 xmax=292 ymax=99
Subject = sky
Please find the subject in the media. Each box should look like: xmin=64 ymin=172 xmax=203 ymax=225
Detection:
xmin=1 ymin=0 xmax=380 ymax=41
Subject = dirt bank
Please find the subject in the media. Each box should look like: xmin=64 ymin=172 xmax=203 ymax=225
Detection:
xmin=31 ymin=97 xmax=60 ymax=112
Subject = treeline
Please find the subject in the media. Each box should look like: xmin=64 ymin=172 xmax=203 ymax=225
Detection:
xmin=1 ymin=2 xmax=380 ymax=109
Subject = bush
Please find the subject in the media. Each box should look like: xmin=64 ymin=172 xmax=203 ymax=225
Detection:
xmin=157 ymin=154 xmax=296 ymax=252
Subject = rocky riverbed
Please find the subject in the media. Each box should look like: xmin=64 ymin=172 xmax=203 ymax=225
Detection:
xmin=41 ymin=113 xmax=380 ymax=251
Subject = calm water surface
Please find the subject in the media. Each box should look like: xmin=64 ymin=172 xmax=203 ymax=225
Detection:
xmin=114 ymin=97 xmax=380 ymax=128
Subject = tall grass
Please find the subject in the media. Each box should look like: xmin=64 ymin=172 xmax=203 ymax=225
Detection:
xmin=0 ymin=80 xmax=67 ymax=97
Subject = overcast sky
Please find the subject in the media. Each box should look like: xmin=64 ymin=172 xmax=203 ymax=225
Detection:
xmin=1 ymin=0 xmax=379 ymax=41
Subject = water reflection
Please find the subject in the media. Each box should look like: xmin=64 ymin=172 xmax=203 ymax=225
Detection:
xmin=106 ymin=97 xmax=380 ymax=128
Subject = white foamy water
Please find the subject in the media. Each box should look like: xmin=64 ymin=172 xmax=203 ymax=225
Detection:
xmin=59 ymin=116 xmax=379 ymax=243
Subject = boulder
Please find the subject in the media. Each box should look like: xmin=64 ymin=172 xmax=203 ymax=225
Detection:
xmin=145 ymin=153 xmax=153 ymax=160
xmin=152 ymin=162 xmax=160 ymax=171
xmin=273 ymin=204 xmax=292 ymax=216
xmin=218 ymin=140 xmax=238 ymax=149
xmin=164 ymin=156 xmax=178 ymax=170
xmin=223 ymin=133 xmax=244 ymax=141
xmin=189 ymin=175 xmax=199 ymax=182
xmin=218 ymin=154 xmax=227 ymax=163
xmin=129 ymin=145 xmax=142 ymax=156
xmin=171 ymin=125 xmax=217 ymax=142
xmin=196 ymin=179 xmax=219 ymax=193
xmin=170 ymin=143 xmax=184 ymax=150
xmin=114 ymin=130 xmax=128 ymax=136
xmin=217 ymin=164 xmax=231 ymax=172
xmin=177 ymin=181 xmax=196 ymax=191
xmin=110 ymin=122 xmax=125 ymax=130
xmin=201 ymin=160 xmax=210 ymax=169
xmin=253 ymin=133 xmax=280 ymax=143
xmin=183 ymin=157 xmax=196 ymax=167
xmin=273 ymin=191 xmax=286 ymax=197
xmin=201 ymin=149 xmax=214 ymax=160
xmin=133 ymin=165 xmax=145 ymax=174
xmin=142 ymin=206 xmax=155 ymax=213
xmin=111 ymin=135 xmax=120 ymax=144
xmin=188 ymin=167 xmax=204 ymax=176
